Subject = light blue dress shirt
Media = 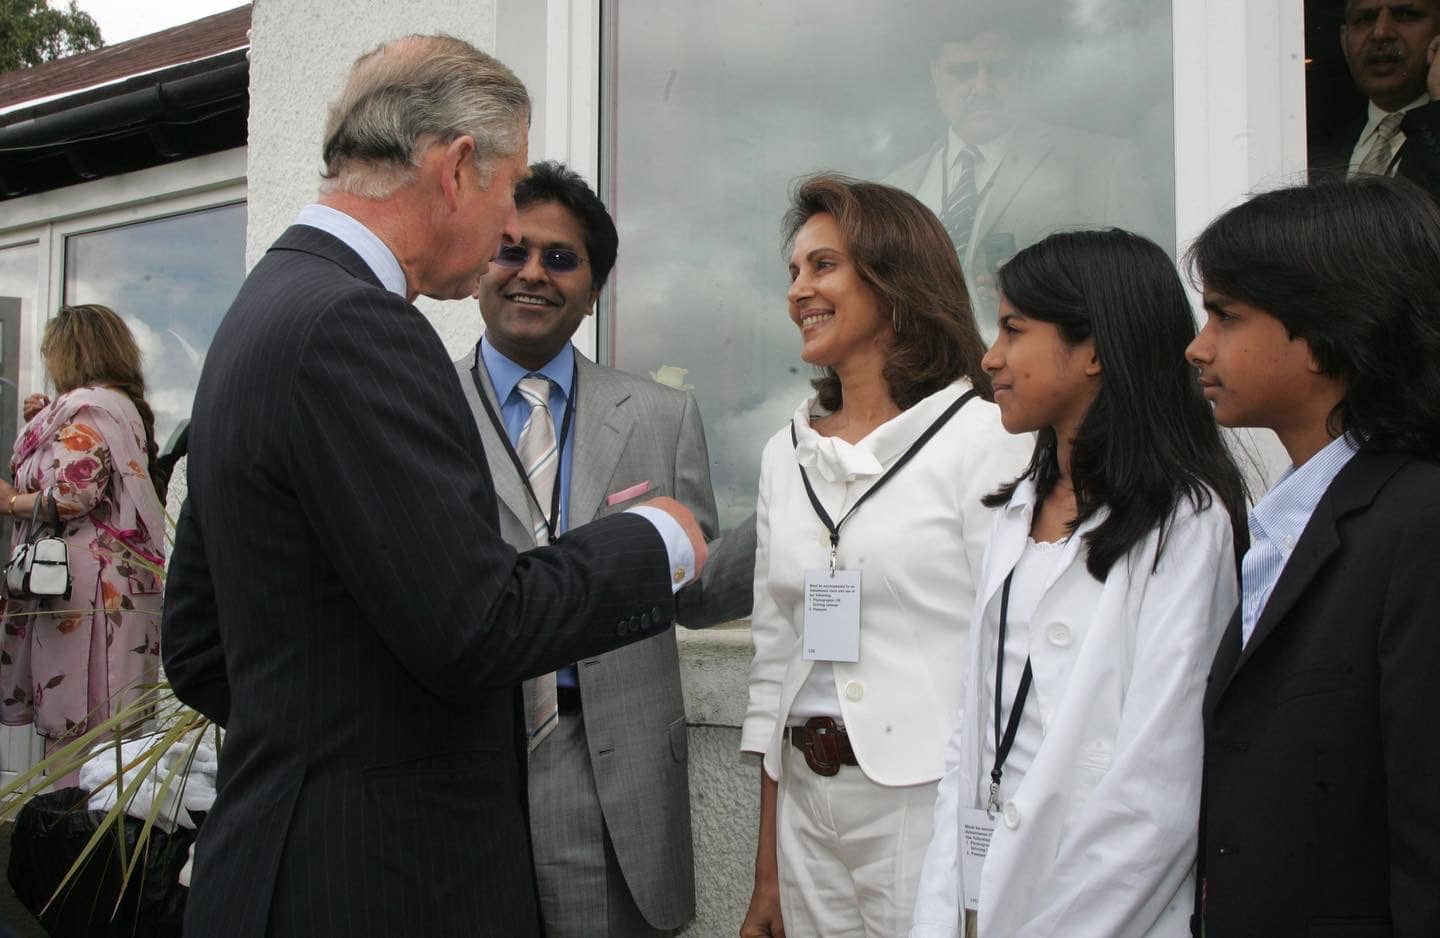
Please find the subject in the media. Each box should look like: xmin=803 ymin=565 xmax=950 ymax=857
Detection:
xmin=1240 ymin=434 xmax=1359 ymax=646
xmin=478 ymin=337 xmax=577 ymax=536
xmin=295 ymin=203 xmax=408 ymax=298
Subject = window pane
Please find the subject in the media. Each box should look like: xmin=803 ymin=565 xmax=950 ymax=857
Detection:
xmin=63 ymin=202 xmax=246 ymax=449
xmin=603 ymin=2 xmax=1175 ymax=525
xmin=0 ymin=241 xmax=38 ymax=477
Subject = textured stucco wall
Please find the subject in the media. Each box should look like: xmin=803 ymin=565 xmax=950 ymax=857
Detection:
xmin=679 ymin=628 xmax=759 ymax=936
xmin=245 ymin=6 xmax=758 ymax=935
xmin=245 ymin=0 xmax=496 ymax=358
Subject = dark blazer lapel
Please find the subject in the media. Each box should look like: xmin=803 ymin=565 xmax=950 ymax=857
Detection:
xmin=1204 ymin=609 xmax=1244 ymax=721
xmin=1213 ymin=451 xmax=1408 ymax=698
xmin=271 ymin=225 xmax=386 ymax=291
xmin=568 ymin=355 xmax=635 ymax=525
xmin=462 ymin=350 xmax=534 ymax=536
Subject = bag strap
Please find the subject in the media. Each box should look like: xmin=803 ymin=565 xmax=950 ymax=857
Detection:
xmin=30 ymin=488 xmax=64 ymax=537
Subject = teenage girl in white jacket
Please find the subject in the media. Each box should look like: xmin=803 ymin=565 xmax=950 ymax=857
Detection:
xmin=911 ymin=229 xmax=1246 ymax=938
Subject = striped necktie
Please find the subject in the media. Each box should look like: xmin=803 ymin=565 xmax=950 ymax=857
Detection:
xmin=516 ymin=374 xmax=560 ymax=748
xmin=515 ymin=375 xmax=559 ymax=545
xmin=1356 ymin=111 xmax=1405 ymax=177
xmin=941 ymin=145 xmax=983 ymax=259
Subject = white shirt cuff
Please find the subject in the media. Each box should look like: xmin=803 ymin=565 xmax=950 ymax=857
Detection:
xmin=626 ymin=505 xmax=697 ymax=593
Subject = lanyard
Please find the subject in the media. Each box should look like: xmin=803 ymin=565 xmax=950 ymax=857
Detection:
xmin=790 ymin=389 xmax=976 ymax=574
xmin=987 ymin=569 xmax=1033 ymax=815
xmin=471 ymin=347 xmax=578 ymax=543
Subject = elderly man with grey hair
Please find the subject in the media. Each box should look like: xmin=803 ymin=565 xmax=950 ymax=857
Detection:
xmin=161 ymin=34 xmax=707 ymax=938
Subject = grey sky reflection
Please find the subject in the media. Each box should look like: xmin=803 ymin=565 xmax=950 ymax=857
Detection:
xmin=607 ymin=1 xmax=1174 ymax=526
xmin=63 ymin=203 xmax=247 ymax=449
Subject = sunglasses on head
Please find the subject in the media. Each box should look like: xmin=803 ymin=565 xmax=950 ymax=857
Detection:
xmin=491 ymin=243 xmax=587 ymax=274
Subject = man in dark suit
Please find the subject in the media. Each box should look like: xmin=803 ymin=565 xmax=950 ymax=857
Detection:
xmin=160 ymin=36 xmax=708 ymax=938
xmin=456 ymin=161 xmax=754 ymax=936
xmin=1186 ymin=175 xmax=1440 ymax=936
xmin=1329 ymin=0 xmax=1440 ymax=199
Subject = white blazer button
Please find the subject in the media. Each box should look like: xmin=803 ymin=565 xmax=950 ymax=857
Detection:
xmin=844 ymin=681 xmax=864 ymax=702
xmin=1002 ymin=801 xmax=1020 ymax=829
xmin=1046 ymin=622 xmax=1072 ymax=647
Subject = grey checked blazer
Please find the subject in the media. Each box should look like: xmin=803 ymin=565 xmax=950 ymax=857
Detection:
xmin=460 ymin=349 xmax=743 ymax=930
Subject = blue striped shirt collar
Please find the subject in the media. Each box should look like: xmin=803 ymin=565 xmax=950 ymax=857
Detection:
xmin=1240 ymin=433 xmax=1360 ymax=644
xmin=295 ymin=203 xmax=408 ymax=299
xmin=1250 ymin=433 xmax=1360 ymax=549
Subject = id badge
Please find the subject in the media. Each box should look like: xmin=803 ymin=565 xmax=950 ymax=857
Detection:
xmin=802 ymin=568 xmax=861 ymax=662
xmin=958 ymin=807 xmax=996 ymax=912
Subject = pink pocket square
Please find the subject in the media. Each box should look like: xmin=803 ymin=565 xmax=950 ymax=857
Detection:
xmin=606 ymin=480 xmax=651 ymax=506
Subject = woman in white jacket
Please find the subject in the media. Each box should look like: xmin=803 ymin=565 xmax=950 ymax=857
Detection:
xmin=910 ymin=229 xmax=1246 ymax=938
xmin=740 ymin=175 xmax=1032 ymax=938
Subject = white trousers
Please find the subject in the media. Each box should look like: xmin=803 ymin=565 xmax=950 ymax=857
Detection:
xmin=776 ymin=743 xmax=938 ymax=938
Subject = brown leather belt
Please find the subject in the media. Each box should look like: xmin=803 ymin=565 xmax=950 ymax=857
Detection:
xmin=787 ymin=716 xmax=858 ymax=776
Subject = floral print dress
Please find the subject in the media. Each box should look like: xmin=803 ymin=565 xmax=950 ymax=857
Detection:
xmin=0 ymin=387 xmax=165 ymax=741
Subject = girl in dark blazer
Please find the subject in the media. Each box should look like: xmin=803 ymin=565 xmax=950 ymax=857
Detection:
xmin=1186 ymin=175 xmax=1440 ymax=938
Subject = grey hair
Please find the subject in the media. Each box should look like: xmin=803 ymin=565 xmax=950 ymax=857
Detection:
xmin=319 ymin=34 xmax=530 ymax=198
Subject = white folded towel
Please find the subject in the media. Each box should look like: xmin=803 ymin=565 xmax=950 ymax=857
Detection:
xmin=80 ymin=731 xmax=218 ymax=833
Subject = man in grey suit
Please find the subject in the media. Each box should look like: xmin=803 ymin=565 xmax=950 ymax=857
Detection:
xmin=885 ymin=10 xmax=1157 ymax=337
xmin=161 ymin=38 xmax=708 ymax=938
xmin=458 ymin=161 xmax=745 ymax=937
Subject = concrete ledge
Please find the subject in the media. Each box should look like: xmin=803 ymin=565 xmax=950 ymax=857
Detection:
xmin=678 ymin=623 xmax=752 ymax=728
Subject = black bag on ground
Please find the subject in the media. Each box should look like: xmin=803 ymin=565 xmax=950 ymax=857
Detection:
xmin=6 ymin=787 xmax=194 ymax=938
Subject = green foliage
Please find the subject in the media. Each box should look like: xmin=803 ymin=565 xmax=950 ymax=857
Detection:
xmin=0 ymin=0 xmax=103 ymax=73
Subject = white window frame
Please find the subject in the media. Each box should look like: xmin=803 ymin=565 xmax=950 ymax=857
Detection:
xmin=0 ymin=148 xmax=245 ymax=783
xmin=0 ymin=148 xmax=246 ymax=418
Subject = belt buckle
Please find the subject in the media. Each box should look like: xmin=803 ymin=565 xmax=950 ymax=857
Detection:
xmin=800 ymin=716 xmax=842 ymax=777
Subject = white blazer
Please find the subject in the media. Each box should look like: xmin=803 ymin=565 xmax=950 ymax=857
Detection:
xmin=741 ymin=382 xmax=1033 ymax=786
xmin=911 ymin=478 xmax=1238 ymax=938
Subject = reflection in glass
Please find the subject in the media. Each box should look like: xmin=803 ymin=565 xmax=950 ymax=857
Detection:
xmin=0 ymin=241 xmax=38 ymax=480
xmin=603 ymin=1 xmax=1175 ymax=525
xmin=63 ymin=203 xmax=247 ymax=448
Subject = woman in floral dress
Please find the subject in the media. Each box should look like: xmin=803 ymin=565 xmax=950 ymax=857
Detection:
xmin=0 ymin=304 xmax=166 ymax=765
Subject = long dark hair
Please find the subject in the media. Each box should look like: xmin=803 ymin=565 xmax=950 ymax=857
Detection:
xmin=1187 ymin=175 xmax=1440 ymax=459
xmin=984 ymin=229 xmax=1247 ymax=579
xmin=783 ymin=173 xmax=990 ymax=410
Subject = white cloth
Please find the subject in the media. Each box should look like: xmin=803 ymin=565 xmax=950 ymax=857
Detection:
xmin=742 ymin=381 xmax=1033 ymax=787
xmin=978 ymin=537 xmax=1062 ymax=808
xmin=1347 ymin=95 xmax=1430 ymax=177
xmin=81 ymin=731 xmax=219 ymax=833
xmin=911 ymin=477 xmax=1238 ymax=938
xmin=776 ymin=744 xmax=938 ymax=937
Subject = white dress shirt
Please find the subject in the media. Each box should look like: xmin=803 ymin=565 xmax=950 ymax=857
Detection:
xmin=912 ymin=478 xmax=1238 ymax=938
xmin=742 ymin=381 xmax=1033 ymax=786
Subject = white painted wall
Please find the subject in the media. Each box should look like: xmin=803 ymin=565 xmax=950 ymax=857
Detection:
xmin=245 ymin=0 xmax=499 ymax=359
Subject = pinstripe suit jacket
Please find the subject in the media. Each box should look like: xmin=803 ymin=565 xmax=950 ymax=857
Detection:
xmin=459 ymin=350 xmax=717 ymax=929
xmin=160 ymin=225 xmax=676 ymax=938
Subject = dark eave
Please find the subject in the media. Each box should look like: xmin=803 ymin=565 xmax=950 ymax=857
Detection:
xmin=0 ymin=6 xmax=251 ymax=202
